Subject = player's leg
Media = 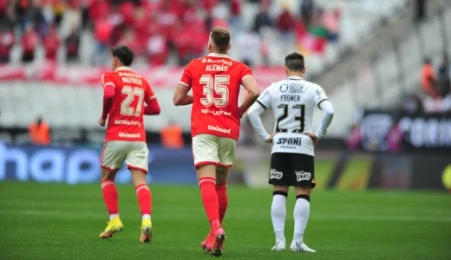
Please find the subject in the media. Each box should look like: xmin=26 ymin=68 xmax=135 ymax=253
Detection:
xmin=126 ymin=142 xmax=152 ymax=243
xmin=215 ymin=167 xmax=229 ymax=224
xmin=216 ymin=137 xmax=235 ymax=225
xmin=206 ymin=137 xmax=237 ymax=256
xmin=99 ymin=141 xmax=125 ymax=239
xmin=268 ymin=153 xmax=291 ymax=251
xmin=290 ymin=154 xmax=316 ymax=253
xmin=200 ymin=166 xmax=229 ymax=252
xmin=193 ymin=134 xmax=224 ymax=256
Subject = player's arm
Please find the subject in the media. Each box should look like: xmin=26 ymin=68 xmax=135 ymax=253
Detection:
xmin=173 ymin=62 xmax=193 ymax=106
xmin=239 ymin=74 xmax=260 ymax=118
xmin=315 ymin=99 xmax=334 ymax=139
xmin=143 ymin=81 xmax=161 ymax=115
xmin=307 ymin=86 xmax=334 ymax=144
xmin=99 ymin=73 xmax=115 ymax=126
xmin=173 ymin=83 xmax=193 ymax=106
xmin=247 ymin=88 xmax=272 ymax=142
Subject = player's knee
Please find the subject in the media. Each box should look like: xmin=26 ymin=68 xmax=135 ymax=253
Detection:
xmin=295 ymin=186 xmax=311 ymax=196
xmin=272 ymin=185 xmax=289 ymax=193
xmin=215 ymin=168 xmax=229 ymax=185
xmin=101 ymin=169 xmax=116 ymax=181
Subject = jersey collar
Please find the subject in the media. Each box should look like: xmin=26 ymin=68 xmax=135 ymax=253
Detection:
xmin=115 ymin=66 xmax=132 ymax=71
xmin=287 ymin=76 xmax=303 ymax=80
xmin=208 ymin=53 xmax=230 ymax=58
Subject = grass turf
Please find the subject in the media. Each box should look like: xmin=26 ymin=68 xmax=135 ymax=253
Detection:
xmin=0 ymin=182 xmax=450 ymax=260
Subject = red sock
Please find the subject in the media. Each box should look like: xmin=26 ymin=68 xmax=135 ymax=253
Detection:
xmin=135 ymin=184 xmax=152 ymax=216
xmin=216 ymin=183 xmax=228 ymax=223
xmin=101 ymin=180 xmax=118 ymax=215
xmin=199 ymin=177 xmax=220 ymax=230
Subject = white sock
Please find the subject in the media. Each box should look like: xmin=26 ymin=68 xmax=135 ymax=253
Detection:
xmin=142 ymin=214 xmax=151 ymax=221
xmin=109 ymin=214 xmax=118 ymax=220
xmin=293 ymin=196 xmax=310 ymax=242
xmin=271 ymin=193 xmax=287 ymax=241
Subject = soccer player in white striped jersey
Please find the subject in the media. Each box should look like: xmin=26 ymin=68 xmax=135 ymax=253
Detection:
xmin=247 ymin=52 xmax=334 ymax=253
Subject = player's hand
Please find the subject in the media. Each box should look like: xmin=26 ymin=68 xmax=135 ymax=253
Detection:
xmin=304 ymin=133 xmax=319 ymax=146
xmin=98 ymin=118 xmax=106 ymax=127
xmin=265 ymin=133 xmax=276 ymax=144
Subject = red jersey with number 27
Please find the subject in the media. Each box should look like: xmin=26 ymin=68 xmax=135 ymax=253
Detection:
xmin=180 ymin=53 xmax=252 ymax=141
xmin=102 ymin=67 xmax=156 ymax=142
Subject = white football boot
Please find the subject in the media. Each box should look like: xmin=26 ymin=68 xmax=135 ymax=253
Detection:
xmin=271 ymin=239 xmax=286 ymax=251
xmin=290 ymin=241 xmax=316 ymax=253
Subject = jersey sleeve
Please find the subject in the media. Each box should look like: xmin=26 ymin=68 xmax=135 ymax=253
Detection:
xmin=256 ymin=86 xmax=272 ymax=109
xmin=179 ymin=61 xmax=194 ymax=88
xmin=314 ymin=85 xmax=328 ymax=106
xmin=239 ymin=64 xmax=253 ymax=83
xmin=101 ymin=72 xmax=116 ymax=88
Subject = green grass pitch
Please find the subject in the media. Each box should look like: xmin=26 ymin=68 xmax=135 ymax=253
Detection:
xmin=0 ymin=182 xmax=450 ymax=260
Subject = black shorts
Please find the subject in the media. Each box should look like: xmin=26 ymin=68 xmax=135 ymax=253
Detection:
xmin=269 ymin=152 xmax=315 ymax=188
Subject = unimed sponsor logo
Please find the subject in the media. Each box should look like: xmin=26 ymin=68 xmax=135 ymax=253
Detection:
xmin=118 ymin=132 xmax=141 ymax=138
xmin=208 ymin=125 xmax=231 ymax=134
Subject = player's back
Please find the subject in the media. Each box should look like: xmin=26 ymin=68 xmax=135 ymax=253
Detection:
xmin=265 ymin=76 xmax=328 ymax=135
xmin=182 ymin=54 xmax=252 ymax=140
xmin=102 ymin=68 xmax=150 ymax=142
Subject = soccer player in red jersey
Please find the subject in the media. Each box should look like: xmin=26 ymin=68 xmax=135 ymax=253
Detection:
xmin=98 ymin=46 xmax=161 ymax=243
xmin=173 ymin=26 xmax=260 ymax=256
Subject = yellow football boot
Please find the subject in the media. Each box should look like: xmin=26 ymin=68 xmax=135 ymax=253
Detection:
xmin=99 ymin=216 xmax=123 ymax=239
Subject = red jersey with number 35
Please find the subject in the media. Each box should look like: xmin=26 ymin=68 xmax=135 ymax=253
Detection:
xmin=102 ymin=67 xmax=156 ymax=142
xmin=179 ymin=53 xmax=252 ymax=140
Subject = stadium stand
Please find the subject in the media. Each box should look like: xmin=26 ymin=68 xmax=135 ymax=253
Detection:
xmin=1 ymin=0 xmax=447 ymax=142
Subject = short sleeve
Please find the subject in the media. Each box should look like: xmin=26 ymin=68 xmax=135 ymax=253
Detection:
xmin=240 ymin=64 xmax=253 ymax=83
xmin=314 ymin=85 xmax=328 ymax=106
xmin=101 ymin=73 xmax=115 ymax=88
xmin=256 ymin=87 xmax=272 ymax=109
xmin=179 ymin=61 xmax=193 ymax=88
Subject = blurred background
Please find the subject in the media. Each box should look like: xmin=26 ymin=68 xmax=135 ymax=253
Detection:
xmin=0 ymin=0 xmax=450 ymax=191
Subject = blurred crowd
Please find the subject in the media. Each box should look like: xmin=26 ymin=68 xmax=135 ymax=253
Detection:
xmin=0 ymin=0 xmax=340 ymax=66
xmin=403 ymin=52 xmax=451 ymax=115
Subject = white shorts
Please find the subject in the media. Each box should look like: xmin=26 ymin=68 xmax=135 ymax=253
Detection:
xmin=101 ymin=141 xmax=149 ymax=173
xmin=192 ymin=134 xmax=236 ymax=169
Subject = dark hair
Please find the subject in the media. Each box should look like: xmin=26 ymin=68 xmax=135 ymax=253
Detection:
xmin=210 ymin=26 xmax=231 ymax=52
xmin=111 ymin=45 xmax=134 ymax=66
xmin=285 ymin=52 xmax=305 ymax=72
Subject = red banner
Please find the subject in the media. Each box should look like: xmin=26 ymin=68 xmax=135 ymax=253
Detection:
xmin=0 ymin=63 xmax=285 ymax=89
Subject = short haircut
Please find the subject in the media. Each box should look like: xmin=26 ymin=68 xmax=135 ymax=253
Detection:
xmin=285 ymin=52 xmax=305 ymax=72
xmin=210 ymin=26 xmax=231 ymax=52
xmin=111 ymin=45 xmax=134 ymax=66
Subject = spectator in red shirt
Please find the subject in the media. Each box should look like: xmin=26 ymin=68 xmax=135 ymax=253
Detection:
xmin=118 ymin=1 xmax=135 ymax=27
xmin=65 ymin=27 xmax=80 ymax=62
xmin=147 ymin=31 xmax=168 ymax=67
xmin=0 ymin=27 xmax=15 ymax=63
xmin=43 ymin=26 xmax=61 ymax=62
xmin=21 ymin=24 xmax=39 ymax=63
xmin=229 ymin=0 xmax=242 ymax=30
xmin=277 ymin=3 xmax=295 ymax=42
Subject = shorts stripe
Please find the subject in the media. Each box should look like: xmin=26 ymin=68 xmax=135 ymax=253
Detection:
xmin=127 ymin=164 xmax=148 ymax=174
xmin=101 ymin=165 xmax=116 ymax=172
xmin=195 ymin=161 xmax=220 ymax=168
